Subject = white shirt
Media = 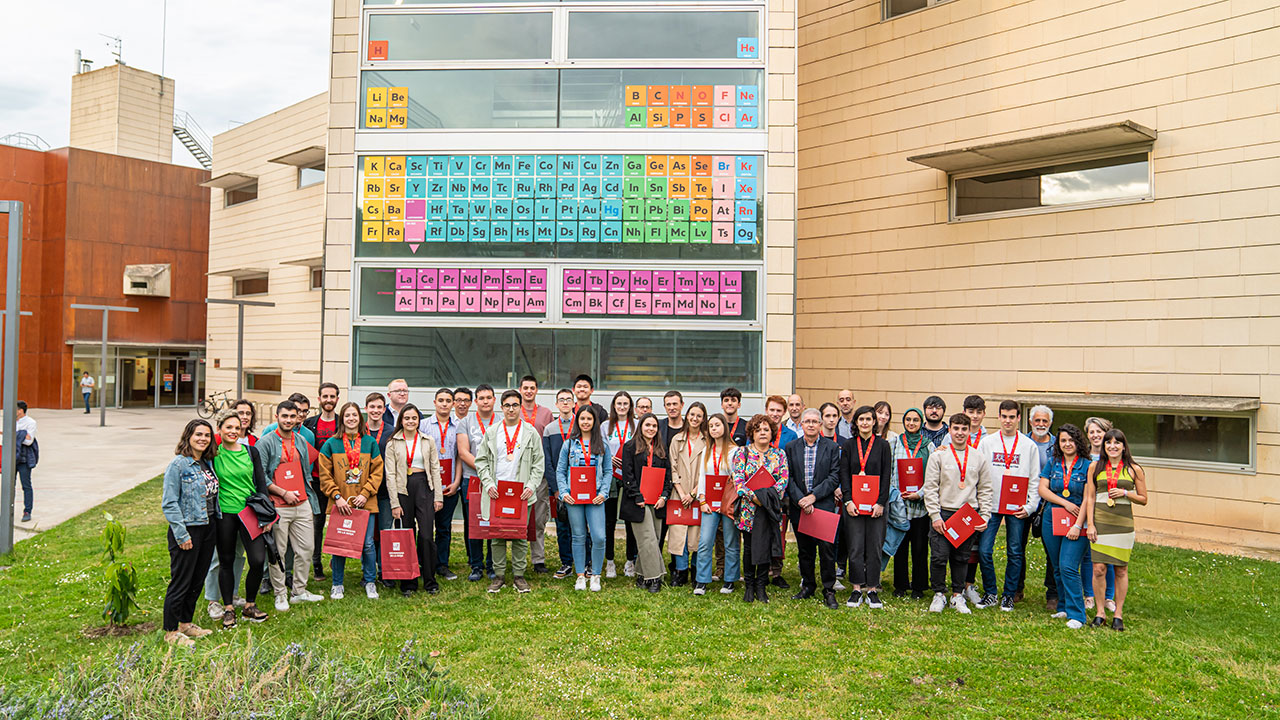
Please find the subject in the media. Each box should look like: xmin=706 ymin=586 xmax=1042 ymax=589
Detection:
xmin=494 ymin=422 xmax=525 ymax=485
xmin=80 ymin=377 xmax=95 ymax=391
xmin=783 ymin=417 xmax=803 ymax=437
xmin=17 ymin=416 xmax=36 ymax=444
xmin=978 ymin=430 xmax=1042 ymax=515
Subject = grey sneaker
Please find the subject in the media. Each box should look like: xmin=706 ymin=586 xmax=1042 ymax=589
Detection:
xmin=487 ymin=578 xmax=504 ymax=594
xmin=513 ymin=577 xmax=531 ymax=594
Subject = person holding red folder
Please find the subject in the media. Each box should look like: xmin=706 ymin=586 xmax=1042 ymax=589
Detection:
xmin=838 ymin=406 xmax=893 ymax=609
xmin=729 ymin=415 xmax=788 ymax=603
xmin=602 ymin=392 xmax=637 ymax=580
xmin=210 ymin=412 xmax=271 ymax=628
xmin=784 ymin=408 xmax=841 ymax=609
xmin=318 ymin=402 xmax=385 ymax=601
xmin=667 ymin=402 xmax=709 ymax=588
xmin=258 ymin=400 xmax=324 ymax=611
xmin=542 ymin=389 xmax=577 ymax=579
xmin=385 ymin=404 xmax=444 ymax=597
xmin=556 ymin=405 xmax=613 ymax=592
xmin=619 ymin=413 xmax=672 ymax=592
xmin=1036 ymin=423 xmax=1093 ymax=629
xmin=975 ymin=400 xmax=1042 ymax=611
xmin=694 ymin=413 xmax=742 ymax=596
xmin=889 ymin=408 xmax=932 ymax=600
xmin=475 ymin=390 xmax=545 ymax=594
xmin=922 ymin=413 xmax=994 ymax=615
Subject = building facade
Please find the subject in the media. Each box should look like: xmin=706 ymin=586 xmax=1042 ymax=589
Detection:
xmin=797 ymin=0 xmax=1280 ymax=551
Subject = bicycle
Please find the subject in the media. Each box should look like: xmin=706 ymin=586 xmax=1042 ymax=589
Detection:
xmin=196 ymin=389 xmax=236 ymax=419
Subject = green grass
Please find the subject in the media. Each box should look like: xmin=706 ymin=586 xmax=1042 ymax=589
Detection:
xmin=1 ymin=478 xmax=1278 ymax=719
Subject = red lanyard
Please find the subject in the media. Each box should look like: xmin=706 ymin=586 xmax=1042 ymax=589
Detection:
xmin=950 ymin=442 xmax=969 ymax=488
xmin=342 ymin=434 xmax=361 ymax=471
xmin=405 ymin=431 xmax=419 ymax=467
xmin=616 ymin=421 xmax=629 ymax=448
xmin=436 ymin=417 xmax=450 ymax=449
xmin=1061 ymin=456 xmax=1077 ymax=495
xmin=856 ymin=435 xmax=873 ymax=473
xmin=579 ymin=437 xmax=591 ymax=463
xmin=905 ymin=434 xmax=923 ymax=460
xmin=477 ymin=413 xmax=491 ymax=436
xmin=730 ymin=417 xmax=740 ymax=439
xmin=646 ymin=443 xmax=654 ymax=467
xmin=999 ymin=432 xmax=1018 ymax=470
xmin=710 ymin=444 xmax=722 ymax=474
xmin=276 ymin=430 xmax=296 ymax=464
xmin=503 ymin=421 xmax=521 ymax=456
xmin=1105 ymin=460 xmax=1123 ymax=491
xmin=558 ymin=417 xmax=570 ymax=442
xmin=522 ymin=405 xmax=537 ymax=425
xmin=771 ymin=431 xmax=781 ymax=449
xmin=969 ymin=427 xmax=983 ymax=448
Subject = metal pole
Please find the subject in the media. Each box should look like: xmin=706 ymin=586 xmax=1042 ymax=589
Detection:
xmin=1 ymin=201 xmax=24 ymax=555
xmin=236 ymin=303 xmax=245 ymax=399
xmin=99 ymin=309 xmax=109 ymax=427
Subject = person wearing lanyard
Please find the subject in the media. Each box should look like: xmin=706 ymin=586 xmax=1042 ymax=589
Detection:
xmin=720 ymin=388 xmax=748 ymax=446
xmin=258 ymin=400 xmax=324 ymax=612
xmin=975 ymin=400 xmax=1042 ymax=611
xmin=1083 ymin=416 xmax=1117 ymax=613
xmin=385 ymin=404 xmax=444 ymax=597
xmin=160 ymin=419 xmax=220 ymax=646
xmin=318 ymin=402 xmax=385 ymax=600
xmin=1085 ymin=428 xmax=1147 ymax=631
xmin=557 ymin=405 xmax=613 ymax=592
xmin=693 ymin=413 xmax=742 ymax=596
xmin=423 ymin=388 xmax=462 ymax=580
xmin=763 ymin=395 xmax=798 ymax=589
xmin=619 ymin=413 xmax=672 ymax=592
xmin=890 ymin=408 xmax=932 ymax=600
xmin=949 ymin=394 xmax=988 ymax=606
xmin=784 ymin=408 xmax=841 ymax=609
xmin=835 ymin=389 xmax=857 ymax=442
xmin=922 ymin=413 xmax=995 ymax=615
xmin=364 ymin=392 xmax=396 ymax=588
xmin=602 ymin=391 xmax=637 ymax=579
xmin=457 ymin=385 xmax=497 ymax=582
xmin=518 ymin=375 xmax=552 ymax=433
xmin=1037 ymin=423 xmax=1092 ymax=628
xmin=517 ymin=376 xmax=554 ymax=574
xmin=211 ymin=412 xmax=270 ymax=628
xmin=729 ymin=415 xmax=788 ymax=603
xmin=542 ymin=389 xmax=577 ymax=579
xmin=839 ymin=405 xmax=893 ymax=609
xmin=303 ymin=382 xmax=341 ymax=581
xmin=476 ymin=390 xmax=544 ymax=594
xmin=667 ymin=402 xmax=708 ymax=588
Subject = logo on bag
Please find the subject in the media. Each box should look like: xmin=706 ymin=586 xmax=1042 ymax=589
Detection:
xmin=284 ymin=469 xmax=293 ymax=479
xmin=860 ymin=482 xmax=869 ymax=492
xmin=392 ymin=542 xmax=400 ymax=551
xmin=343 ymin=519 xmax=353 ymax=529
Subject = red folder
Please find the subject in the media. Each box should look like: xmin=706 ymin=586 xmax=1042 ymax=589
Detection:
xmin=942 ymin=504 xmax=982 ymax=548
xmin=439 ymin=458 xmax=453 ymax=485
xmin=570 ymin=466 xmax=596 ymax=503
xmin=897 ymin=458 xmax=923 ymax=494
xmin=999 ymin=475 xmax=1029 ymax=515
xmin=665 ymin=501 xmax=700 ymax=526
xmin=272 ymin=458 xmax=307 ymax=508
xmin=321 ymin=507 xmax=370 ymax=558
xmin=237 ymin=506 xmax=275 ymax=540
xmin=706 ymin=474 xmax=729 ymax=512
xmin=849 ymin=474 xmax=878 ymax=513
xmin=640 ymin=466 xmax=666 ymax=504
xmin=797 ymin=507 xmax=839 ymax=543
xmin=493 ymin=480 xmax=528 ymax=523
xmin=1051 ymin=507 xmax=1078 ymax=536
xmin=746 ymin=467 xmax=775 ymax=491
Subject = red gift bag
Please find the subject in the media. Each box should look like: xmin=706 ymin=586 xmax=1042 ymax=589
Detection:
xmin=321 ymin=507 xmax=370 ymax=559
xmin=468 ymin=489 xmax=528 ymax=540
xmin=379 ymin=525 xmax=420 ymax=580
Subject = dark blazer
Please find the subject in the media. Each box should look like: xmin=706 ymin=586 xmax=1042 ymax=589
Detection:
xmin=838 ymin=434 xmax=893 ymax=507
xmin=618 ymin=437 xmax=672 ymax=523
xmin=784 ymin=435 xmax=841 ymax=513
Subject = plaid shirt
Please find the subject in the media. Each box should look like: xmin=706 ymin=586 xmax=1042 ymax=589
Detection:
xmin=803 ymin=437 xmax=818 ymax=492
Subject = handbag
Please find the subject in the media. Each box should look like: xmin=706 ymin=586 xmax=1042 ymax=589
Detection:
xmin=379 ymin=521 xmax=420 ymax=580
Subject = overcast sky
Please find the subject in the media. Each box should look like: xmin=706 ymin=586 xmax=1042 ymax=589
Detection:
xmin=0 ymin=0 xmax=329 ymax=167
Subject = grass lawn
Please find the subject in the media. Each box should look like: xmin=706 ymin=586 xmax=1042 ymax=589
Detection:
xmin=1 ymin=477 xmax=1278 ymax=719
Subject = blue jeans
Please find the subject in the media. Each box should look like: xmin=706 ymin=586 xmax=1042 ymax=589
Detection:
xmin=1041 ymin=515 xmax=1089 ymax=624
xmin=978 ymin=513 xmax=1027 ymax=599
xmin=566 ymin=501 xmax=606 ymax=575
xmin=1082 ymin=547 xmax=1116 ymax=600
xmin=695 ymin=512 xmax=740 ymax=584
xmin=17 ymin=463 xmax=32 ymax=514
xmin=435 ymin=491 xmax=461 ymax=568
xmin=83 ymin=392 xmax=91 ymax=412
xmin=331 ymin=517 xmax=377 ymax=586
xmin=673 ymin=546 xmax=689 ymax=571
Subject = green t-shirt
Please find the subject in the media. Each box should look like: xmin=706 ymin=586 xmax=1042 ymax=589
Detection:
xmin=213 ymin=446 xmax=256 ymax=514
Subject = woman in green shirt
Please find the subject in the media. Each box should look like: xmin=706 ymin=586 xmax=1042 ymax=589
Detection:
xmin=212 ymin=412 xmax=270 ymax=628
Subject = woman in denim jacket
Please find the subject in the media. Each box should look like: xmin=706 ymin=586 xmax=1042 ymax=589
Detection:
xmin=160 ymin=419 xmax=221 ymax=647
xmin=557 ymin=405 xmax=614 ymax=592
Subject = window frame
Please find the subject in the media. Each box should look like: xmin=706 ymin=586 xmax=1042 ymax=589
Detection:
xmin=233 ymin=273 xmax=270 ymax=298
xmin=244 ymin=370 xmax=283 ymax=393
xmin=948 ymin=145 xmax=1154 ymax=223
xmin=224 ymin=181 xmax=259 ymax=208
xmin=298 ymin=162 xmax=326 ymax=189
xmin=882 ymin=0 xmax=954 ymax=22
xmin=310 ymin=266 xmax=324 ymax=291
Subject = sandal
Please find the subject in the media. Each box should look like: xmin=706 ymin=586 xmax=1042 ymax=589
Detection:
xmin=178 ymin=622 xmax=212 ymax=638
xmin=222 ymin=609 xmax=236 ymax=629
xmin=164 ymin=631 xmax=195 ymax=647
xmin=241 ymin=604 xmax=269 ymax=623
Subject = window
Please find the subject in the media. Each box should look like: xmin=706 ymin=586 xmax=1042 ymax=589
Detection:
xmin=953 ymin=152 xmax=1150 ymax=220
xmin=567 ymin=11 xmax=759 ymax=59
xmin=245 ymin=372 xmax=282 ymax=393
xmin=224 ymin=181 xmax=258 ymax=207
xmin=299 ymin=163 xmax=325 ymax=188
xmin=363 ymin=69 xmax=559 ymax=129
xmin=884 ymin=0 xmax=948 ymax=20
xmin=1026 ymin=407 xmax=1253 ymax=472
xmin=310 ymin=267 xmax=323 ymax=291
xmin=367 ymin=13 xmax=554 ymax=61
xmin=234 ymin=274 xmax=269 ymax=297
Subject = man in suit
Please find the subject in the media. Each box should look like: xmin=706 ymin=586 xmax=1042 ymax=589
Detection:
xmin=784 ymin=408 xmax=842 ymax=609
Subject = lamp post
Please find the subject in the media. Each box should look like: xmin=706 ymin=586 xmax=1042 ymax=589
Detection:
xmin=205 ymin=297 xmax=275 ymax=399
xmin=0 ymin=201 xmax=24 ymax=554
xmin=70 ymin=304 xmax=140 ymax=428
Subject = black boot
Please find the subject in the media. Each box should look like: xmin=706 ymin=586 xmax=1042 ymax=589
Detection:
xmin=672 ymin=568 xmax=687 ymax=587
xmin=756 ymin=577 xmax=770 ymax=604
xmin=743 ymin=576 xmax=756 ymax=603
xmin=646 ymin=578 xmax=661 ymax=594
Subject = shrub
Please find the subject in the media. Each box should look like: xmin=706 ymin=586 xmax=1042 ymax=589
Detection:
xmin=99 ymin=512 xmax=139 ymax=626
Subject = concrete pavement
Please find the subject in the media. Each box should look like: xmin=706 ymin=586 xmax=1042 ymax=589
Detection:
xmin=5 ymin=407 xmax=197 ymax=543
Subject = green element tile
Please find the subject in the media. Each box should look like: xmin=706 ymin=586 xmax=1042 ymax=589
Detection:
xmin=644 ymin=221 xmax=667 ymax=243
xmin=667 ymin=221 xmax=689 ymax=243
xmin=690 ymin=222 xmax=712 ymax=243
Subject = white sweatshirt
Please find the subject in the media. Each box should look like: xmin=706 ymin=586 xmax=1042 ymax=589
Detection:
xmin=978 ymin=431 xmax=1042 ymax=515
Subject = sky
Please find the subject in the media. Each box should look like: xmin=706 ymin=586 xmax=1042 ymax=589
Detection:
xmin=0 ymin=0 xmax=330 ymax=168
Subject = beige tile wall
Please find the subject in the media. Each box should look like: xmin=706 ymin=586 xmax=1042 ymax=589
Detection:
xmin=322 ymin=0 xmax=360 ymax=395
xmin=69 ymin=64 xmax=175 ymax=164
xmin=797 ymin=0 xmax=1280 ymax=549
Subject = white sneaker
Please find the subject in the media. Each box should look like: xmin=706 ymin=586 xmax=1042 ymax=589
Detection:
xmin=574 ymin=575 xmax=587 ymax=591
xmin=1051 ymin=611 xmax=1068 ymax=619
xmin=929 ymin=592 xmax=947 ymax=613
xmin=207 ymin=600 xmax=223 ymax=620
xmin=1066 ymin=619 xmax=1084 ymax=629
xmin=951 ymin=594 xmax=971 ymax=614
xmin=589 ymin=576 xmax=601 ymax=592
xmin=623 ymin=560 xmax=635 ymax=577
xmin=1106 ymin=599 xmax=1116 ymax=613
xmin=720 ymin=582 xmax=735 ymax=595
xmin=330 ymin=585 xmax=344 ymax=599
xmin=962 ymin=586 xmax=982 ymax=606
xmin=605 ymin=561 xmax=617 ymax=578
xmin=365 ymin=582 xmax=380 ymax=600
xmin=274 ymin=596 xmax=290 ymax=612
xmin=291 ymin=590 xmax=324 ymax=603
xmin=833 ymin=579 xmax=846 ymax=592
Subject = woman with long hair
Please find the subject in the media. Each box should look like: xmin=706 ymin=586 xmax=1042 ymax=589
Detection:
xmin=729 ymin=415 xmax=789 ymax=603
xmin=873 ymin=401 xmax=897 ymax=445
xmin=160 ymin=419 xmax=221 ymax=646
xmin=1085 ymin=429 xmax=1147 ymax=631
xmin=839 ymin=405 xmax=893 ymax=609
xmin=619 ymin=413 xmax=671 ymax=592
xmin=694 ymin=413 xmax=741 ymax=595
xmin=602 ymin=391 xmax=637 ymax=578
xmin=1038 ymin=423 xmax=1092 ymax=628
xmin=318 ymin=401 xmax=385 ymax=600
xmin=557 ymin=404 xmax=613 ymax=591
xmin=667 ymin=402 xmax=708 ymax=587
xmin=890 ymin=408 xmax=932 ymax=599
xmin=384 ymin=404 xmax=443 ymax=597
xmin=1082 ymin=416 xmax=1116 ymax=612
xmin=211 ymin=412 xmax=270 ymax=628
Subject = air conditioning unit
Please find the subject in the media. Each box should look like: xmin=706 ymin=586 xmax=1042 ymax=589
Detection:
xmin=122 ymin=264 xmax=171 ymax=297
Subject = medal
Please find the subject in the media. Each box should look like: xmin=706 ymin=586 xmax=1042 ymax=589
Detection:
xmin=1061 ymin=455 xmax=1077 ymax=498
xmin=1105 ymin=460 xmax=1122 ymax=507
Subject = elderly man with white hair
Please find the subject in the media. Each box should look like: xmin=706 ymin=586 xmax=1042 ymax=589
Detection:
xmin=782 ymin=407 xmax=843 ymax=609
xmin=1027 ymin=403 xmax=1056 ymax=608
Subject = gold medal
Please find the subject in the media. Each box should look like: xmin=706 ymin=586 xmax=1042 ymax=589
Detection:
xmin=1107 ymin=498 xmax=1116 ymax=507
xmin=1061 ymin=489 xmax=1070 ymax=498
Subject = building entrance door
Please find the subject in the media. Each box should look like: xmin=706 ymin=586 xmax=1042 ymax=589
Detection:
xmin=118 ymin=356 xmax=155 ymax=408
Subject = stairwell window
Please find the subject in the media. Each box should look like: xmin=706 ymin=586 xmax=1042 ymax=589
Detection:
xmin=952 ymin=151 xmax=1151 ymax=221
xmin=225 ymin=181 xmax=258 ymax=207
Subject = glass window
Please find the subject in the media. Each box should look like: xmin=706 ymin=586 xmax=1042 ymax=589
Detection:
xmin=245 ymin=372 xmax=282 ymax=393
xmin=310 ymin=267 xmax=324 ymax=291
xmin=354 ymin=326 xmax=761 ymax=392
xmin=362 ymin=70 xmax=558 ymax=129
xmin=954 ymin=153 xmax=1150 ymax=219
xmin=367 ymin=13 xmax=553 ymax=61
xmin=299 ymin=164 xmax=325 ymax=188
xmin=234 ymin=274 xmax=269 ymax=297
xmin=567 ymin=11 xmax=759 ymax=59
xmin=225 ymin=182 xmax=257 ymax=207
xmin=1029 ymin=407 xmax=1252 ymax=469
xmin=559 ymin=69 xmax=762 ymax=129
xmin=884 ymin=0 xmax=930 ymax=19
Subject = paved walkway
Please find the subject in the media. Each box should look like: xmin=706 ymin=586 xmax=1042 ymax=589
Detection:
xmin=5 ymin=408 xmax=196 ymax=543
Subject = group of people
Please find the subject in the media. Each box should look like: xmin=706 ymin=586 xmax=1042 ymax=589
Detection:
xmin=159 ymin=376 xmax=1148 ymax=647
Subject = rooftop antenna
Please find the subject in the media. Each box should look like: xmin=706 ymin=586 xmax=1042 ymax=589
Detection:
xmin=100 ymin=33 xmax=123 ymax=65
xmin=73 ymin=49 xmax=95 ymax=75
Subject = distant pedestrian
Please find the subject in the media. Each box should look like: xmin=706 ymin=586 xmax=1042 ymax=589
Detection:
xmin=79 ymin=372 xmax=94 ymax=413
xmin=15 ymin=401 xmax=38 ymax=522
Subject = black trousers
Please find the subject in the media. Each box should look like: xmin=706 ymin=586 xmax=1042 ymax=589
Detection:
xmin=216 ymin=511 xmax=266 ymax=606
xmin=893 ymin=515 xmax=930 ymax=593
xmin=792 ymin=512 xmax=835 ymax=591
xmin=164 ymin=523 xmax=216 ymax=631
xmin=769 ymin=509 xmax=788 ymax=578
xmin=741 ymin=528 xmax=769 ymax=583
xmin=834 ymin=515 xmax=849 ymax=576
xmin=845 ymin=513 xmax=886 ymax=588
xmin=311 ymin=477 xmax=329 ymax=570
xmin=399 ymin=471 xmax=439 ymax=592
xmin=929 ymin=510 xmax=976 ymax=595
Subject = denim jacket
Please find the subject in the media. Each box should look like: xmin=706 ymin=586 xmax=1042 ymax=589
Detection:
xmin=556 ymin=438 xmax=614 ymax=501
xmin=161 ymin=455 xmax=220 ymax=544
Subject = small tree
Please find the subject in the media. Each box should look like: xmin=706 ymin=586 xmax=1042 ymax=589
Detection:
xmin=100 ymin=512 xmax=139 ymax=626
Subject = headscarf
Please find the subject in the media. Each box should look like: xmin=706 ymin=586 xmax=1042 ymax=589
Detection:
xmin=899 ymin=408 xmax=932 ymax=465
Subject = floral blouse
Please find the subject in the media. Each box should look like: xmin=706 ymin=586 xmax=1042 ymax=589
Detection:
xmin=729 ymin=445 xmax=789 ymax=533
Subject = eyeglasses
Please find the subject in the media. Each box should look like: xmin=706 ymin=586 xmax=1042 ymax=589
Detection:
xmin=390 ymin=389 xmax=409 ymax=394
xmin=501 ymin=403 xmax=521 ymax=409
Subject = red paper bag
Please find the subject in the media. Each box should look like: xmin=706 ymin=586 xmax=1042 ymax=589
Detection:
xmin=746 ymin=467 xmax=775 ymax=491
xmin=466 ymin=489 xmax=491 ymax=540
xmin=494 ymin=480 xmax=529 ymax=523
xmin=640 ymin=466 xmax=665 ymax=504
xmin=1052 ymin=507 xmax=1078 ymax=537
xmin=570 ymin=466 xmax=596 ymax=503
xmin=665 ymin=501 xmax=700 ymax=526
xmin=237 ymin=506 xmax=275 ymax=540
xmin=379 ymin=527 xmax=419 ymax=580
xmin=706 ymin=474 xmax=729 ymax=512
xmin=942 ymin=504 xmax=982 ymax=548
xmin=797 ymin=507 xmax=839 ymax=543
xmin=322 ymin=507 xmax=370 ymax=559
xmin=849 ymin=474 xmax=878 ymax=513
xmin=897 ymin=458 xmax=924 ymax=494
xmin=999 ymin=475 xmax=1028 ymax=515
